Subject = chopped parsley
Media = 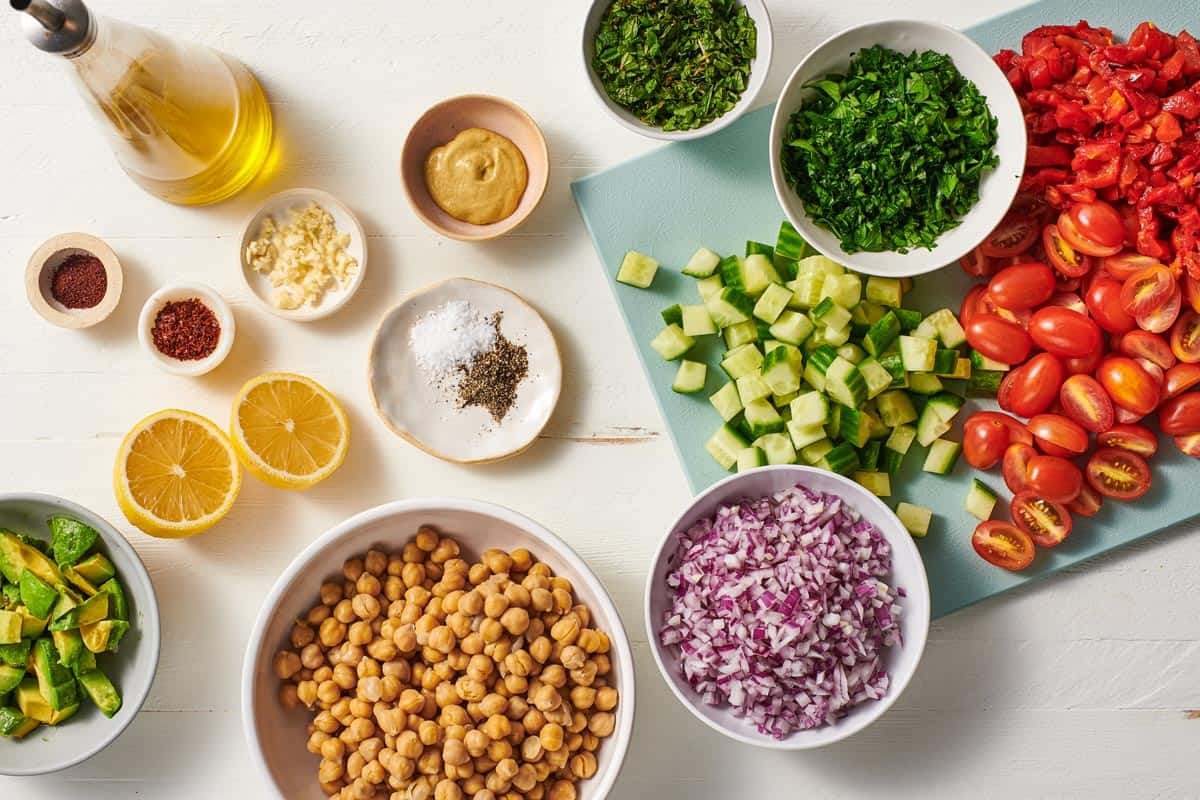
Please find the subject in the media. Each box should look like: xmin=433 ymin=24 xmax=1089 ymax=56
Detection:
xmin=781 ymin=46 xmax=999 ymax=253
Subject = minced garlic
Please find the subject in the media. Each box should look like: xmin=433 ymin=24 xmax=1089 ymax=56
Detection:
xmin=245 ymin=202 xmax=358 ymax=310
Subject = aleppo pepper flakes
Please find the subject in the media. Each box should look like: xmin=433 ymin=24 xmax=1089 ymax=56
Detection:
xmin=51 ymin=253 xmax=107 ymax=309
xmin=995 ymin=21 xmax=1200 ymax=276
xmin=151 ymin=298 xmax=220 ymax=361
xmin=781 ymin=45 xmax=999 ymax=254
xmin=591 ymin=0 xmax=757 ymax=132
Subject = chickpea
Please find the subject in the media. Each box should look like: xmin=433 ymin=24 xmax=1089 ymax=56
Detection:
xmin=279 ymin=682 xmax=300 ymax=709
xmin=396 ymin=730 xmax=423 ymax=759
xmin=481 ymin=714 xmax=511 ymax=741
xmin=481 ymin=549 xmax=513 ymax=575
xmin=384 ymin=576 xmax=405 ymax=603
xmin=547 ymin=780 xmax=576 ymax=800
xmin=479 ymin=618 xmax=504 ymax=645
xmin=344 ymin=558 xmax=365 ymax=582
xmin=354 ymin=593 xmax=383 ymax=622
xmin=499 ymin=608 xmax=529 ymax=637
xmin=569 ymin=661 xmax=598 ymax=688
xmin=568 ymin=712 xmax=587 ymax=735
xmin=441 ymin=705 xmax=469 ymax=727
xmin=417 ymin=748 xmax=442 ymax=775
xmin=358 ymin=573 xmax=382 ymax=597
xmin=538 ymin=723 xmax=564 ymax=753
xmin=431 ymin=539 xmax=459 ymax=565
xmin=442 ymin=736 xmax=470 ymax=767
xmin=321 ymin=581 xmax=344 ymax=606
xmin=550 ymin=615 xmax=580 ymax=645
xmin=275 ymin=650 xmax=302 ymax=679
xmin=509 ymin=548 xmax=533 ymax=572
xmin=314 ymin=709 xmax=340 ymax=734
xmin=365 ymin=549 xmax=388 ymax=576
xmin=511 ymin=764 xmax=537 ymax=793
xmin=358 ymin=658 xmax=382 ymax=680
xmin=568 ymin=686 xmax=595 ymax=711
xmin=368 ymin=638 xmax=399 ymax=663
xmin=478 ymin=693 xmax=508 ymax=718
xmin=594 ymin=687 xmax=618 ymax=712
xmin=349 ymin=620 xmax=373 ymax=647
xmin=307 ymin=730 xmax=331 ymax=755
xmin=321 ymin=618 xmax=349 ymax=648
xmin=375 ymin=705 xmax=406 ymax=737
xmin=347 ymin=750 xmax=367 ymax=779
xmin=297 ymin=680 xmax=319 ymax=708
xmin=319 ymin=758 xmax=345 ymax=784
xmin=418 ymin=720 xmax=442 ymax=747
xmin=291 ymin=621 xmax=315 ymax=649
xmin=520 ymin=735 xmax=543 ymax=762
xmin=581 ymin=732 xmax=598 ymax=752
xmin=472 ymin=792 xmax=497 ymax=800
xmin=529 ymin=637 xmax=552 ymax=664
xmin=317 ymin=679 xmax=341 ymax=706
xmin=540 ymin=665 xmax=567 ymax=689
xmin=588 ymin=712 xmax=615 ymax=738
xmin=359 ymin=676 xmax=383 ymax=703
xmin=483 ymin=593 xmax=509 ymax=619
xmin=307 ymin=604 xmax=332 ymax=625
xmin=456 ymin=677 xmax=486 ymax=703
xmin=321 ymin=736 xmax=346 ymax=761
xmin=446 ymin=611 xmax=473 ymax=639
xmin=467 ymin=563 xmax=491 ymax=585
xmin=551 ymin=589 xmax=573 ymax=615
xmin=531 ymin=685 xmax=560 ymax=713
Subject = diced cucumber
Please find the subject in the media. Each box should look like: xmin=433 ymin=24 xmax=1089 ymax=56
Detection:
xmin=894 ymin=308 xmax=923 ymax=332
xmin=885 ymin=423 xmax=917 ymax=454
xmin=922 ymin=438 xmax=962 ymax=474
xmin=720 ymin=343 xmax=763 ymax=379
xmin=706 ymin=287 xmax=754 ymax=327
xmin=912 ymin=315 xmax=939 ymax=341
xmin=789 ymin=391 xmax=829 ymax=428
xmin=736 ymin=447 xmax=768 ymax=472
xmin=773 ymin=390 xmax=799 ymax=408
xmin=723 ymin=319 xmax=759 ymax=348
xmin=672 ymin=360 xmax=707 ymax=394
xmin=650 ymin=325 xmax=694 ymax=361
xmin=709 ymin=382 xmax=743 ymax=421
xmin=775 ymin=220 xmax=808 ymax=264
xmin=867 ymin=412 xmax=890 ymax=441
xmin=927 ymin=392 xmax=966 ymax=423
xmin=806 ymin=344 xmax=837 ymax=377
xmin=818 ymin=442 xmax=859 ymax=475
xmin=706 ymin=424 xmax=750 ymax=470
xmin=764 ymin=340 xmax=803 ymax=366
xmin=616 ymin=251 xmax=659 ymax=288
xmin=660 ymin=304 xmax=682 ymax=326
xmin=826 ymin=403 xmax=842 ymax=440
xmin=880 ymin=448 xmax=905 ymax=474
xmin=859 ymin=440 xmax=882 ymax=471
xmin=787 ymin=274 xmax=824 ymax=310
xmin=915 ymin=404 xmax=952 ymax=447
xmin=696 ymin=275 xmax=724 ymax=301
xmin=761 ymin=356 xmax=801 ymax=397
xmin=681 ymin=305 xmax=717 ymax=337
xmin=818 ymin=323 xmax=851 ymax=347
xmin=965 ymin=478 xmax=999 ymax=520
xmin=854 ymin=471 xmax=891 ymax=497
xmin=857 ymin=357 xmax=893 ymax=399
xmin=907 ymin=372 xmax=944 ymax=395
xmin=877 ymin=350 xmax=907 ymax=387
xmin=768 ymin=310 xmax=815 ymax=346
xmin=809 ymin=298 xmax=853 ymax=331
xmin=753 ymin=283 xmax=794 ymax=324
xmin=824 ymin=357 xmax=867 ymax=408
xmin=742 ymin=254 xmax=781 ymax=296
xmin=896 ymin=503 xmax=932 ymax=538
xmin=863 ymin=311 xmax=902 ymax=356
xmin=932 ymin=349 xmax=958 ymax=376
xmin=744 ymin=399 xmax=785 ymax=437
xmin=754 ymin=433 xmax=797 ymax=465
xmin=787 ymin=421 xmax=828 ymax=450
xmin=799 ymin=438 xmax=834 ymax=465
xmin=736 ymin=374 xmax=772 ymax=405
xmin=820 ymin=273 xmax=862 ymax=309
xmin=837 ymin=405 xmax=872 ymax=448
xmin=899 ymin=336 xmax=937 ymax=372
xmin=796 ymin=255 xmax=844 ymax=279
xmin=926 ymin=308 xmax=967 ymax=348
xmin=720 ymin=255 xmax=745 ymax=290
xmin=835 ymin=343 xmax=866 ymax=364
xmin=967 ymin=369 xmax=1004 ymax=397
xmin=746 ymin=241 xmax=774 ymax=259
xmin=682 ymin=247 xmax=721 ymax=278
xmin=876 ymin=390 xmax=918 ymax=427
xmin=865 ymin=276 xmax=903 ymax=307
xmin=937 ymin=358 xmax=973 ymax=380
xmin=969 ymin=348 xmax=1011 ymax=372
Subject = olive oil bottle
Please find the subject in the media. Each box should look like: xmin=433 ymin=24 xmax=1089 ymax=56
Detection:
xmin=13 ymin=0 xmax=273 ymax=206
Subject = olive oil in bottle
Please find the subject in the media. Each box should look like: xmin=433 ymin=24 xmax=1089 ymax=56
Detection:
xmin=13 ymin=0 xmax=273 ymax=206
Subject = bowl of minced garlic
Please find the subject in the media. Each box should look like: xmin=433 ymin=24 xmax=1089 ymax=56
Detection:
xmin=401 ymin=95 xmax=549 ymax=241
xmin=240 ymin=188 xmax=367 ymax=321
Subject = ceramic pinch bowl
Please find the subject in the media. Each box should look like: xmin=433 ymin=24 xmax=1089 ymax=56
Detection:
xmin=24 ymin=232 xmax=123 ymax=329
xmin=137 ymin=283 xmax=236 ymax=377
xmin=239 ymin=188 xmax=368 ymax=322
xmin=400 ymin=95 xmax=549 ymax=241
xmin=368 ymin=278 xmax=562 ymax=464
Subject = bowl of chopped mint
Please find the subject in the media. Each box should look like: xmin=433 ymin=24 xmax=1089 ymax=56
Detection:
xmin=582 ymin=0 xmax=772 ymax=141
xmin=769 ymin=20 xmax=1026 ymax=277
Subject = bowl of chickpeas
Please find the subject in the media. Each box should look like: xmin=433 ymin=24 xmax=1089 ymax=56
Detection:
xmin=242 ymin=498 xmax=634 ymax=800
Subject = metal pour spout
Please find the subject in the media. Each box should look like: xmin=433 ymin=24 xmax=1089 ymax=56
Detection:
xmin=11 ymin=0 xmax=93 ymax=56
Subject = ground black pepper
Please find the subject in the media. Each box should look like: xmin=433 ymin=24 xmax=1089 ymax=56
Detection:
xmin=50 ymin=253 xmax=107 ymax=309
xmin=151 ymin=298 xmax=220 ymax=361
xmin=457 ymin=315 xmax=529 ymax=422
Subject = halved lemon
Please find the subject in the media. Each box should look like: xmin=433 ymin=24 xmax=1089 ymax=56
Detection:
xmin=114 ymin=409 xmax=242 ymax=538
xmin=230 ymin=372 xmax=349 ymax=490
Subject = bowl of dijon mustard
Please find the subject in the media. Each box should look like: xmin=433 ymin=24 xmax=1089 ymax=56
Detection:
xmin=401 ymin=95 xmax=549 ymax=241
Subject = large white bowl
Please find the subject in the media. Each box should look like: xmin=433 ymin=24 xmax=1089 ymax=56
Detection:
xmin=243 ymin=498 xmax=635 ymax=799
xmin=769 ymin=19 xmax=1026 ymax=277
xmin=0 ymin=493 xmax=161 ymax=776
xmin=644 ymin=466 xmax=930 ymax=749
xmin=581 ymin=0 xmax=773 ymax=141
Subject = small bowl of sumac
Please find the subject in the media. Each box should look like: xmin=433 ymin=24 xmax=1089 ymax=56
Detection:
xmin=24 ymin=232 xmax=124 ymax=329
xmin=137 ymin=283 xmax=236 ymax=377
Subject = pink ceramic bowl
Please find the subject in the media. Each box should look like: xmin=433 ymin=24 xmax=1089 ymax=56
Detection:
xmin=400 ymin=95 xmax=549 ymax=241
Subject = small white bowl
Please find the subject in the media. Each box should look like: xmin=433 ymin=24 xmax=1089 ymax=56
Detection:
xmin=242 ymin=498 xmax=635 ymax=800
xmin=137 ymin=283 xmax=235 ymax=377
xmin=368 ymin=277 xmax=562 ymax=464
xmin=645 ymin=465 xmax=930 ymax=749
xmin=581 ymin=0 xmax=773 ymax=141
xmin=239 ymin=188 xmax=368 ymax=321
xmin=769 ymin=19 xmax=1026 ymax=277
xmin=0 ymin=493 xmax=161 ymax=776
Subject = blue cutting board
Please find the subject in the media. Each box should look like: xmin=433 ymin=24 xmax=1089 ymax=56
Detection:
xmin=573 ymin=0 xmax=1200 ymax=617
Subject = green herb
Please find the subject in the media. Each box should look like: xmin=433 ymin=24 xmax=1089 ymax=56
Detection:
xmin=592 ymin=0 xmax=756 ymax=132
xmin=781 ymin=46 xmax=999 ymax=254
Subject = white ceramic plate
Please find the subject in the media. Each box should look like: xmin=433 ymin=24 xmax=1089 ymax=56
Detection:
xmin=242 ymin=498 xmax=635 ymax=800
xmin=239 ymin=188 xmax=368 ymax=321
xmin=580 ymin=0 xmax=773 ymax=141
xmin=769 ymin=20 xmax=1027 ymax=277
xmin=368 ymin=278 xmax=562 ymax=464
xmin=645 ymin=465 xmax=930 ymax=749
xmin=0 ymin=494 xmax=160 ymax=776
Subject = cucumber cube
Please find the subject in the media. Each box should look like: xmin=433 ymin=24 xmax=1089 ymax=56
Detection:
xmin=896 ymin=503 xmax=932 ymax=537
xmin=761 ymin=358 xmax=801 ymax=398
xmin=899 ymin=336 xmax=937 ymax=372
xmin=824 ymin=357 xmax=868 ymax=408
xmin=671 ymin=360 xmax=708 ymax=394
xmin=754 ymin=433 xmax=797 ymax=465
xmin=696 ymin=275 xmax=724 ymax=301
xmin=965 ymin=478 xmax=999 ymax=520
xmin=706 ymin=287 xmax=755 ymax=327
xmin=854 ymin=471 xmax=892 ymax=497
xmin=820 ymin=273 xmax=862 ymax=309
xmin=681 ymin=305 xmax=717 ymax=337
xmin=796 ymin=255 xmax=844 ymax=279
xmin=709 ymin=382 xmax=743 ymax=421
xmin=787 ymin=420 xmax=828 ymax=450
xmin=616 ymin=251 xmax=658 ymax=288
xmin=723 ymin=320 xmax=759 ymax=348
xmin=753 ymin=283 xmax=794 ymax=324
xmin=660 ymin=304 xmax=683 ymax=326
xmin=736 ymin=446 xmax=768 ymax=472
xmin=744 ymin=399 xmax=785 ymax=437
xmin=768 ymin=311 xmax=815 ymax=346
xmin=923 ymin=438 xmax=962 ymax=474
xmin=742 ymin=254 xmax=781 ymax=296
xmin=789 ymin=391 xmax=829 ymax=428
xmin=800 ymin=437 xmax=834 ymax=465
xmin=682 ymin=247 xmax=721 ymax=278
xmin=650 ymin=324 xmax=694 ymax=361
xmin=865 ymin=276 xmax=903 ymax=307
xmin=787 ymin=274 xmax=824 ymax=310
xmin=720 ymin=343 xmax=764 ymax=379
xmin=736 ymin=374 xmax=772 ymax=405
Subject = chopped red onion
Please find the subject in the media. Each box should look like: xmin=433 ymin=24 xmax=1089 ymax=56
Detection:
xmin=659 ymin=484 xmax=903 ymax=738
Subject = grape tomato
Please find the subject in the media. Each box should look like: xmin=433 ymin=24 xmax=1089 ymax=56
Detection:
xmin=1097 ymin=423 xmax=1158 ymax=457
xmin=1086 ymin=447 xmax=1152 ymax=500
xmin=972 ymin=521 xmax=1036 ymax=571
xmin=1060 ymin=374 xmax=1115 ymax=432
xmin=1011 ymin=491 xmax=1073 ymax=547
xmin=1029 ymin=307 xmax=1102 ymax=358
xmin=987 ymin=262 xmax=1056 ymax=309
xmin=1027 ymin=413 xmax=1089 ymax=455
xmin=1025 ymin=454 xmax=1083 ymax=503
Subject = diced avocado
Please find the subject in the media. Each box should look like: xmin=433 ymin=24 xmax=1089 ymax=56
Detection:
xmin=48 ymin=516 xmax=100 ymax=567
xmin=71 ymin=648 xmax=97 ymax=677
xmin=0 ymin=664 xmax=24 ymax=694
xmin=82 ymin=619 xmax=129 ymax=653
xmin=77 ymin=669 xmax=122 ymax=718
xmin=51 ymin=587 xmax=81 ymax=621
xmin=49 ymin=592 xmax=108 ymax=631
xmin=1 ymin=583 xmax=19 ymax=608
xmin=52 ymin=628 xmax=85 ymax=670
xmin=19 ymin=569 xmax=58 ymax=620
xmin=0 ymin=705 xmax=38 ymax=738
xmin=74 ymin=553 xmax=119 ymax=586
xmin=0 ymin=638 xmax=32 ymax=668
xmin=0 ymin=531 xmax=65 ymax=587
xmin=0 ymin=610 xmax=19 ymax=645
xmin=19 ymin=606 xmax=49 ymax=638
xmin=33 ymin=638 xmax=78 ymax=710
xmin=97 ymin=578 xmax=129 ymax=622
xmin=16 ymin=678 xmax=77 ymax=725
xmin=63 ymin=566 xmax=99 ymax=597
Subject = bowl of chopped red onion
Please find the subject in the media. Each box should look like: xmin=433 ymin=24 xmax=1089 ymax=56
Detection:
xmin=645 ymin=465 xmax=930 ymax=749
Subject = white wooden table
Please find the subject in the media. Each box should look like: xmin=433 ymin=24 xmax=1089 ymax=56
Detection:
xmin=2 ymin=1 xmax=1198 ymax=797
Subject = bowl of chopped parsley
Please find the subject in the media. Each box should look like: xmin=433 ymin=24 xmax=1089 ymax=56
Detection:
xmin=769 ymin=20 xmax=1026 ymax=277
xmin=583 ymin=0 xmax=772 ymax=140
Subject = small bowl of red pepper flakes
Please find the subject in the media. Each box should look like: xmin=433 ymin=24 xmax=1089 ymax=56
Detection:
xmin=137 ymin=283 xmax=236 ymax=377
xmin=24 ymin=232 xmax=124 ymax=329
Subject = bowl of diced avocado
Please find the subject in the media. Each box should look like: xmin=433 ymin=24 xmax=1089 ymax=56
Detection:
xmin=0 ymin=493 xmax=160 ymax=776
